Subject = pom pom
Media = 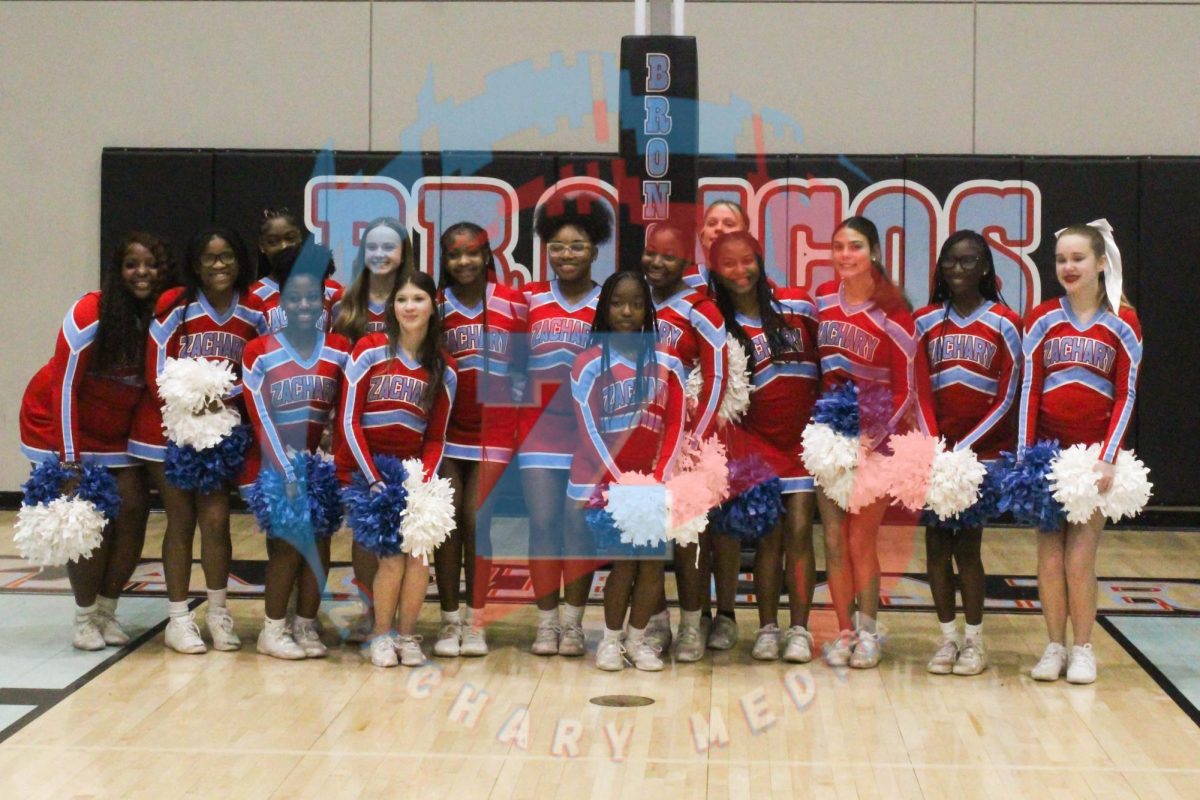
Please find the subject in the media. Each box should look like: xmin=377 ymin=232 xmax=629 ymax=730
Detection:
xmin=1102 ymin=449 xmax=1152 ymax=522
xmin=880 ymin=430 xmax=939 ymax=512
xmin=664 ymin=435 xmax=728 ymax=545
xmin=584 ymin=485 xmax=626 ymax=553
xmin=158 ymin=358 xmax=243 ymax=449
xmin=16 ymin=461 xmax=120 ymax=567
xmin=606 ymin=472 xmax=670 ymax=548
xmin=848 ymin=447 xmax=891 ymax=513
xmin=688 ymin=339 xmax=753 ymax=424
xmin=164 ymin=424 xmax=252 ymax=492
xmin=925 ymin=445 xmax=988 ymax=522
xmin=1048 ymin=444 xmax=1105 ymax=525
xmin=248 ymin=452 xmax=344 ymax=543
xmin=811 ymin=380 xmax=892 ymax=440
xmin=715 ymin=454 xmax=784 ymax=542
xmin=14 ymin=496 xmax=108 ymax=567
xmin=996 ymin=441 xmax=1064 ymax=532
xmin=342 ymin=456 xmax=410 ymax=557
xmin=800 ymin=422 xmax=859 ymax=509
xmin=399 ymin=459 xmax=455 ymax=563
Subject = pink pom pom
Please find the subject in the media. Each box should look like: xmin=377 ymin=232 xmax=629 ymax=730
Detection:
xmin=849 ymin=447 xmax=891 ymax=513
xmin=882 ymin=430 xmax=939 ymax=512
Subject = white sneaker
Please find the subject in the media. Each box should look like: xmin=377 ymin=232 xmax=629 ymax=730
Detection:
xmin=292 ymin=619 xmax=328 ymax=658
xmin=206 ymin=607 xmax=241 ymax=651
xmin=559 ymin=622 xmax=585 ymax=657
xmin=849 ymin=629 xmax=881 ymax=669
xmin=596 ymin=638 xmax=625 ymax=671
xmin=257 ymin=621 xmax=306 ymax=660
xmin=673 ymin=622 xmax=704 ymax=663
xmin=165 ymin=613 xmax=207 ymax=655
xmin=460 ymin=625 xmax=488 ymax=657
xmin=396 ymin=634 xmax=426 ymax=667
xmin=629 ymin=638 xmax=664 ymax=671
xmin=93 ymin=609 xmax=130 ymax=646
xmin=645 ymin=614 xmax=673 ymax=653
xmin=532 ymin=622 xmax=560 ymax=656
xmin=782 ymin=626 xmax=814 ymax=664
xmin=72 ymin=616 xmax=106 ymax=651
xmin=953 ymin=637 xmax=988 ymax=676
xmin=1066 ymin=643 xmax=1097 ymax=685
xmin=927 ymin=638 xmax=960 ymax=675
xmin=824 ymin=629 xmax=855 ymax=667
xmin=368 ymin=634 xmax=398 ymax=667
xmin=751 ymin=624 xmax=782 ymax=661
xmin=1031 ymin=642 xmax=1068 ymax=681
xmin=434 ymin=622 xmax=462 ymax=657
xmin=707 ymin=615 xmax=738 ymax=650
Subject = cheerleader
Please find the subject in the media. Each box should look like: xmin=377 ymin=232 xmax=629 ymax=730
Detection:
xmin=330 ymin=216 xmax=415 ymax=640
xmin=914 ymin=231 xmax=1022 ymax=676
xmin=254 ymin=206 xmax=304 ymax=278
xmin=250 ymin=207 xmax=342 ymax=333
xmin=434 ymin=222 xmax=527 ymax=658
xmin=683 ymin=200 xmax=750 ymax=291
xmin=707 ymin=232 xmax=821 ymax=662
xmin=1022 ymin=222 xmax=1142 ymax=684
xmin=128 ymin=227 xmax=264 ymax=654
xmin=570 ymin=272 xmax=687 ymax=671
xmin=522 ymin=195 xmax=609 ymax=657
xmin=814 ymin=216 xmax=938 ymax=668
xmin=19 ymin=232 xmax=169 ymax=649
xmin=641 ymin=223 xmax=729 ymax=661
xmin=335 ymin=269 xmax=457 ymax=668
xmin=242 ymin=250 xmax=351 ymax=659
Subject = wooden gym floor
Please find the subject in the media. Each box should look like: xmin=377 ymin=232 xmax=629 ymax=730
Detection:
xmin=0 ymin=511 xmax=1198 ymax=799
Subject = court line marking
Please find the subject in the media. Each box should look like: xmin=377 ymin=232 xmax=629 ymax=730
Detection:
xmin=1 ymin=742 xmax=1199 ymax=774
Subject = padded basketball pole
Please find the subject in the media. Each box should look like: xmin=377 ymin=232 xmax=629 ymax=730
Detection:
xmin=618 ymin=0 xmax=699 ymax=268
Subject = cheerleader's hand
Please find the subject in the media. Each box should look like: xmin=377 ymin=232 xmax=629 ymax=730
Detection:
xmin=1094 ymin=459 xmax=1115 ymax=494
xmin=369 ymin=480 xmax=386 ymax=495
xmin=285 ymin=480 xmax=300 ymax=502
xmin=204 ymin=398 xmax=224 ymax=414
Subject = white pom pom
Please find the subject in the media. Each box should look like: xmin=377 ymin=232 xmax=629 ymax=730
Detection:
xmin=399 ymin=459 xmax=455 ymax=564
xmin=801 ymin=422 xmax=859 ymax=509
xmin=1048 ymin=444 xmax=1104 ymax=524
xmin=14 ymin=497 xmax=107 ymax=567
xmin=927 ymin=444 xmax=987 ymax=520
xmin=158 ymin=357 xmax=236 ymax=414
xmin=162 ymin=404 xmax=241 ymax=449
xmin=158 ymin=357 xmax=241 ymax=449
xmin=607 ymin=475 xmax=669 ymax=547
xmin=687 ymin=339 xmax=752 ymax=424
xmin=1101 ymin=449 xmax=1152 ymax=522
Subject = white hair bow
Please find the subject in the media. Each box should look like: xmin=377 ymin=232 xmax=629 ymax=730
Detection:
xmin=1056 ymin=218 xmax=1122 ymax=311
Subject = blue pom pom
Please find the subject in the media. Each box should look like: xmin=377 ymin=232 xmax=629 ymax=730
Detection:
xmin=248 ymin=452 xmax=344 ymax=545
xmin=164 ymin=425 xmax=252 ymax=492
xmin=812 ymin=382 xmax=862 ymax=437
xmin=922 ymin=460 xmax=1004 ymax=530
xmin=585 ymin=506 xmax=625 ymax=552
xmin=342 ymin=455 xmax=409 ymax=557
xmin=22 ymin=460 xmax=120 ymax=521
xmin=996 ymin=441 xmax=1065 ymax=532
xmin=715 ymin=456 xmax=785 ymax=542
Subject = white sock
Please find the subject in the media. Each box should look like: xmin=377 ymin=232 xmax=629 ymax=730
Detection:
xmin=603 ymin=627 xmax=623 ymax=641
xmin=96 ymin=595 xmax=118 ymax=616
xmin=466 ymin=606 xmax=483 ymax=627
xmin=858 ymin=614 xmax=877 ymax=635
xmin=939 ymin=619 xmax=958 ymax=641
xmin=681 ymin=609 xmax=700 ymax=628
xmin=537 ymin=607 xmax=559 ymax=627
xmin=562 ymin=603 xmax=585 ymax=626
xmin=441 ymin=608 xmax=462 ymax=624
xmin=649 ymin=609 xmax=670 ymax=625
xmin=626 ymin=624 xmax=646 ymax=645
xmin=207 ymin=588 xmax=227 ymax=609
xmin=75 ymin=603 xmax=96 ymax=623
xmin=964 ymin=623 xmax=983 ymax=641
xmin=168 ymin=601 xmax=190 ymax=619
xmin=295 ymin=615 xmax=315 ymax=629
xmin=264 ymin=615 xmax=286 ymax=630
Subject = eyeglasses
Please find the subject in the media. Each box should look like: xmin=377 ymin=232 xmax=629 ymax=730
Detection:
xmin=200 ymin=252 xmax=237 ymax=267
xmin=939 ymin=255 xmax=983 ymax=271
xmin=547 ymin=242 xmax=591 ymax=255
